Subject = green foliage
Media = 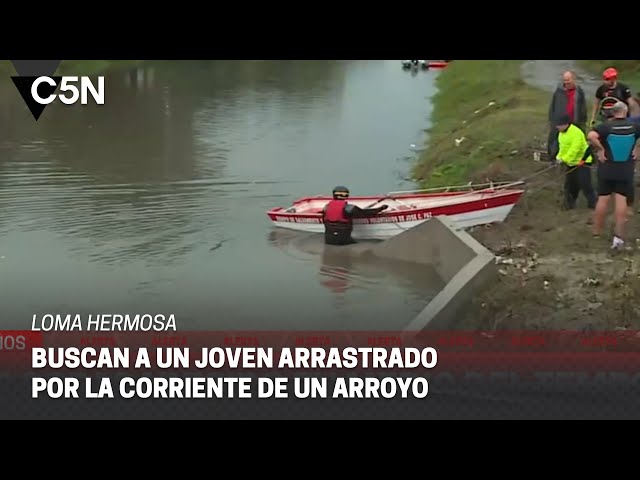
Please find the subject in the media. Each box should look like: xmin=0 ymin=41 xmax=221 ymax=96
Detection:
xmin=414 ymin=61 xmax=548 ymax=187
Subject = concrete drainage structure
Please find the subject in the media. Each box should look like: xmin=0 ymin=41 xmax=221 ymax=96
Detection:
xmin=369 ymin=216 xmax=496 ymax=330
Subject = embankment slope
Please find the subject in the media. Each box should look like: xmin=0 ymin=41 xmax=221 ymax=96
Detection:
xmin=415 ymin=60 xmax=640 ymax=330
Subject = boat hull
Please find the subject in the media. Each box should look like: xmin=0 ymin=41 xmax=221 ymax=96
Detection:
xmin=267 ymin=189 xmax=523 ymax=240
xmin=270 ymin=204 xmax=515 ymax=240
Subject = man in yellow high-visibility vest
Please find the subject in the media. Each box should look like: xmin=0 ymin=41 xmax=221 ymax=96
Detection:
xmin=554 ymin=113 xmax=597 ymax=209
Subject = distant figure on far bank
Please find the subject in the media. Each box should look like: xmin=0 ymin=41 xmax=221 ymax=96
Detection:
xmin=322 ymin=186 xmax=388 ymax=246
xmin=587 ymin=101 xmax=640 ymax=250
xmin=553 ymin=113 xmax=596 ymax=209
xmin=591 ymin=67 xmax=640 ymax=126
xmin=547 ymin=71 xmax=587 ymax=162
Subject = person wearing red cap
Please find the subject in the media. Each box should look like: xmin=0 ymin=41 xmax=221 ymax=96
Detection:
xmin=591 ymin=67 xmax=639 ymax=126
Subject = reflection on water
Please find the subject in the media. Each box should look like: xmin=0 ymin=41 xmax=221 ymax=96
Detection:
xmin=0 ymin=60 xmax=440 ymax=329
xmin=319 ymin=249 xmax=352 ymax=296
xmin=267 ymin=229 xmax=445 ymax=328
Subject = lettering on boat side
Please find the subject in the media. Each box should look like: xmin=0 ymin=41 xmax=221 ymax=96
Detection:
xmin=275 ymin=216 xmax=321 ymax=224
xmin=274 ymin=212 xmax=432 ymax=224
xmin=354 ymin=212 xmax=432 ymax=224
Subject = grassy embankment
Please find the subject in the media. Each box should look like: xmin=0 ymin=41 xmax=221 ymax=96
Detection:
xmin=415 ymin=60 xmax=640 ymax=330
xmin=414 ymin=60 xmax=549 ymax=187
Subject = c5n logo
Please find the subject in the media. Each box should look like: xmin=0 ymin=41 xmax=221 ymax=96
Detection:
xmin=9 ymin=60 xmax=105 ymax=121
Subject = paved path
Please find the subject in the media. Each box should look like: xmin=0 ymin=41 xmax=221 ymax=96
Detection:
xmin=521 ymin=60 xmax=601 ymax=97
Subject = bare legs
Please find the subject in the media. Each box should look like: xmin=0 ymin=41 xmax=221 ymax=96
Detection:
xmin=592 ymin=193 xmax=629 ymax=247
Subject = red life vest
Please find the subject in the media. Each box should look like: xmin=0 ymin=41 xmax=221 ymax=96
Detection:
xmin=323 ymin=200 xmax=350 ymax=223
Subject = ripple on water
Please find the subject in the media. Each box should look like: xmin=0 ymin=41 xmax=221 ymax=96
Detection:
xmin=0 ymin=61 xmax=441 ymax=330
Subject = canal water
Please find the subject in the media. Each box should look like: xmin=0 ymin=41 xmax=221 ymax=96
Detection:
xmin=0 ymin=60 xmax=444 ymax=330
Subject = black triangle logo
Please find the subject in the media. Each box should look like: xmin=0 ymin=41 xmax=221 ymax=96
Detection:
xmin=11 ymin=76 xmax=61 ymax=121
xmin=9 ymin=60 xmax=61 ymax=77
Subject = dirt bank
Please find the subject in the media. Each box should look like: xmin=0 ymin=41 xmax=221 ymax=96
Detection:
xmin=415 ymin=60 xmax=640 ymax=331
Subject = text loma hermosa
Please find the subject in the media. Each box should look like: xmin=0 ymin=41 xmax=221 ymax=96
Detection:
xmin=31 ymin=314 xmax=177 ymax=332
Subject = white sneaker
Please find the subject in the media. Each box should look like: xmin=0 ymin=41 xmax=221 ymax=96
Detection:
xmin=612 ymin=236 xmax=625 ymax=250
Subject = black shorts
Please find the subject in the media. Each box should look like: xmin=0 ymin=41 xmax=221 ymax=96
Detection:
xmin=598 ymin=177 xmax=633 ymax=197
xmin=627 ymin=182 xmax=635 ymax=205
xmin=626 ymin=166 xmax=636 ymax=205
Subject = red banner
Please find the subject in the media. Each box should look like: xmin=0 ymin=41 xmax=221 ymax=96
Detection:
xmin=4 ymin=330 xmax=640 ymax=375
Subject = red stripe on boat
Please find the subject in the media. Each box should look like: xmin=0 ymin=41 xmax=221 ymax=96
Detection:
xmin=267 ymin=190 xmax=524 ymax=224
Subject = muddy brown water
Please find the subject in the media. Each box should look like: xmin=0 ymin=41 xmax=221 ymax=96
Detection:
xmin=0 ymin=60 xmax=445 ymax=330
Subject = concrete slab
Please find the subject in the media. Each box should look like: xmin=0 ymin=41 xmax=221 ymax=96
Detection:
xmin=367 ymin=216 xmax=496 ymax=331
xmin=267 ymin=228 xmax=445 ymax=299
xmin=268 ymin=215 xmax=497 ymax=331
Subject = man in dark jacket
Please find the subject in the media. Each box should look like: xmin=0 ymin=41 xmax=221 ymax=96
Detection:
xmin=547 ymin=71 xmax=588 ymax=162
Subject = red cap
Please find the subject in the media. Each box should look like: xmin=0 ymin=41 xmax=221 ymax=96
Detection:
xmin=603 ymin=67 xmax=618 ymax=80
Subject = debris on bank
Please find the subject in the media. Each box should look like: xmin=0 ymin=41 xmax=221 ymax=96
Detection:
xmin=493 ymin=241 xmax=539 ymax=276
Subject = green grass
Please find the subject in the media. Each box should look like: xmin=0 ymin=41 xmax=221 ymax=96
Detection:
xmin=414 ymin=60 xmax=550 ymax=188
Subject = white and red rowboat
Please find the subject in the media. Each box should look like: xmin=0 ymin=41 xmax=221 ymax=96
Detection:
xmin=267 ymin=182 xmax=525 ymax=240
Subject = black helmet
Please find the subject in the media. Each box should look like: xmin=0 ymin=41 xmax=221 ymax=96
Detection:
xmin=332 ymin=186 xmax=350 ymax=199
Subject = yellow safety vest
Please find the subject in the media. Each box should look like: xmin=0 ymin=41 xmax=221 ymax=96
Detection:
xmin=558 ymin=124 xmax=592 ymax=166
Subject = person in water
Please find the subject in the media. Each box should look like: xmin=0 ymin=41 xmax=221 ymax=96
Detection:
xmin=322 ymin=186 xmax=388 ymax=245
